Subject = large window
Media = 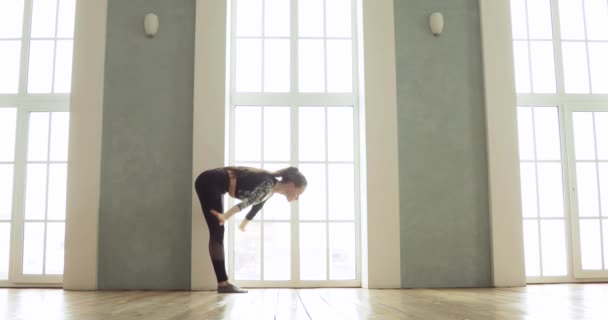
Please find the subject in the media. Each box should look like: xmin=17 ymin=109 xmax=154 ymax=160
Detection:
xmin=511 ymin=0 xmax=608 ymax=282
xmin=227 ymin=0 xmax=360 ymax=286
xmin=0 ymin=0 xmax=75 ymax=286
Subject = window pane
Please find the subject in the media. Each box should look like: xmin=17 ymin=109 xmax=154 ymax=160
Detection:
xmin=329 ymin=223 xmax=355 ymax=280
xmin=517 ymin=107 xmax=535 ymax=160
xmin=537 ymin=163 xmax=565 ymax=218
xmin=45 ymin=222 xmax=64 ymax=274
xmin=588 ymin=43 xmax=608 ymax=94
xmin=584 ymin=0 xmax=608 ymax=41
xmin=576 ymin=163 xmax=600 ymax=217
xmin=298 ymin=164 xmax=326 ymax=220
xmin=50 ymin=112 xmax=70 ymax=161
xmin=298 ymin=107 xmax=325 ymax=161
xmin=573 ymin=112 xmax=596 ymax=160
xmin=328 ymin=164 xmax=354 ymax=220
xmin=540 ymin=220 xmax=567 ymax=276
xmin=0 ymin=41 xmax=21 ymax=94
xmin=27 ymin=112 xmax=50 ymax=161
xmin=264 ymin=39 xmax=290 ymax=92
xmin=562 ymin=42 xmax=590 ymax=94
xmin=529 ymin=41 xmax=556 ymax=93
xmin=235 ymin=106 xmax=262 ymax=161
xmin=526 ymin=0 xmax=553 ymax=39
xmin=53 ymin=40 xmax=73 ymax=93
xmin=264 ymin=223 xmax=290 ymax=280
xmin=0 ymin=108 xmax=17 ymax=161
xmin=0 ymin=223 xmax=9 ymax=280
xmin=299 ymin=39 xmax=325 ymax=92
xmin=0 ymin=0 xmax=24 ymax=38
xmin=534 ymin=107 xmax=561 ymax=160
xmin=558 ymin=0 xmax=585 ymax=40
xmin=579 ymin=219 xmax=602 ymax=270
xmin=25 ymin=164 xmax=47 ymax=220
xmin=326 ymin=40 xmax=352 ymax=93
xmin=523 ymin=220 xmax=541 ymax=277
xmin=510 ymin=0 xmax=528 ymax=39
xmin=262 ymin=163 xmax=291 ymax=220
xmin=23 ymin=222 xmax=45 ymax=274
xmin=47 ymin=164 xmax=67 ymax=220
xmin=326 ymin=0 xmax=351 ymax=38
xmin=513 ymin=41 xmax=531 ymax=93
xmin=300 ymin=223 xmax=326 ymax=280
xmin=264 ymin=107 xmax=290 ymax=161
xmin=234 ymin=221 xmax=261 ymax=280
xmin=236 ymin=0 xmax=262 ymax=37
xmin=57 ymin=0 xmax=76 ymax=38
xmin=236 ymin=39 xmax=262 ymax=92
xmin=264 ymin=0 xmax=290 ymax=37
xmin=327 ymin=107 xmax=353 ymax=161
xmin=596 ymin=113 xmax=608 ymax=160
xmin=31 ymin=0 xmax=58 ymax=38
xmin=0 ymin=165 xmax=14 ymax=220
xmin=28 ymin=40 xmax=55 ymax=93
xmin=599 ymin=163 xmax=608 ymax=217
xmin=520 ymin=163 xmax=538 ymax=218
xmin=299 ymin=0 xmax=324 ymax=37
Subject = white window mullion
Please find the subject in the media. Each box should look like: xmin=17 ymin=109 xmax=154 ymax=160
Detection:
xmin=590 ymin=113 xmax=606 ymax=269
xmin=18 ymin=0 xmax=33 ymax=96
xmin=50 ymin=0 xmax=62 ymax=94
xmin=524 ymin=0 xmax=534 ymax=93
xmin=324 ymin=106 xmax=330 ymax=281
xmin=530 ymin=107 xmax=545 ymax=276
xmin=260 ymin=106 xmax=265 ymax=281
xmin=8 ymin=108 xmax=28 ymax=283
xmin=580 ymin=0 xmax=594 ymax=94
xmin=291 ymin=103 xmax=299 ymax=282
xmin=40 ymin=112 xmax=53 ymax=276
xmin=551 ymin=0 xmax=565 ymax=95
xmin=558 ymin=104 xmax=575 ymax=278
xmin=290 ymin=0 xmax=299 ymax=284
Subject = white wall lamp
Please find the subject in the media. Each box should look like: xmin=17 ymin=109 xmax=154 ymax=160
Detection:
xmin=144 ymin=13 xmax=159 ymax=37
xmin=429 ymin=12 xmax=444 ymax=36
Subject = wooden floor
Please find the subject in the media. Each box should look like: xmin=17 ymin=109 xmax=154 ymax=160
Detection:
xmin=2 ymin=284 xmax=608 ymax=319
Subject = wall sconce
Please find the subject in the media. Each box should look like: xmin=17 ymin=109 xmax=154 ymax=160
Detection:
xmin=429 ymin=12 xmax=444 ymax=36
xmin=144 ymin=13 xmax=159 ymax=37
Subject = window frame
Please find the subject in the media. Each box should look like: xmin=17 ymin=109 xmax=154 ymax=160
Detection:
xmin=226 ymin=0 xmax=362 ymax=287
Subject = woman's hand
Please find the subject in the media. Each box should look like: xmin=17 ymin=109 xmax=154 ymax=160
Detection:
xmin=210 ymin=209 xmax=226 ymax=225
xmin=239 ymin=219 xmax=248 ymax=232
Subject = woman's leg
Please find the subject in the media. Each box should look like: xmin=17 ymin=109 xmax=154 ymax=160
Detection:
xmin=195 ymin=175 xmax=228 ymax=283
xmin=195 ymin=171 xmax=247 ymax=293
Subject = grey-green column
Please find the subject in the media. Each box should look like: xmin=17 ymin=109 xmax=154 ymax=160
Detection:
xmin=98 ymin=0 xmax=195 ymax=289
xmin=394 ymin=0 xmax=493 ymax=288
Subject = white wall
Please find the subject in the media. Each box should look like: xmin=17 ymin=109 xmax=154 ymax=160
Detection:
xmin=191 ymin=0 xmax=228 ymax=290
xmin=359 ymin=0 xmax=401 ymax=288
xmin=479 ymin=0 xmax=527 ymax=287
xmin=63 ymin=0 xmax=108 ymax=290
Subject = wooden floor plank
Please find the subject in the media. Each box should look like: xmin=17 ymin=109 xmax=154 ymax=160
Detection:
xmin=1 ymin=284 xmax=608 ymax=320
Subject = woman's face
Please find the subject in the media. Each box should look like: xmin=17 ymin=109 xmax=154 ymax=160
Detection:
xmin=286 ymin=183 xmax=306 ymax=202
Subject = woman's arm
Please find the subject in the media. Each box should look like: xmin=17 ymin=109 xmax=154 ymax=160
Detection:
xmin=210 ymin=204 xmax=241 ymax=225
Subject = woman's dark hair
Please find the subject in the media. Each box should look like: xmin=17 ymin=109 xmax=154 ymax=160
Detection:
xmin=270 ymin=167 xmax=307 ymax=188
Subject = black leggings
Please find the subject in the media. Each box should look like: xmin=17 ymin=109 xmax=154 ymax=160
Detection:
xmin=195 ymin=168 xmax=229 ymax=283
